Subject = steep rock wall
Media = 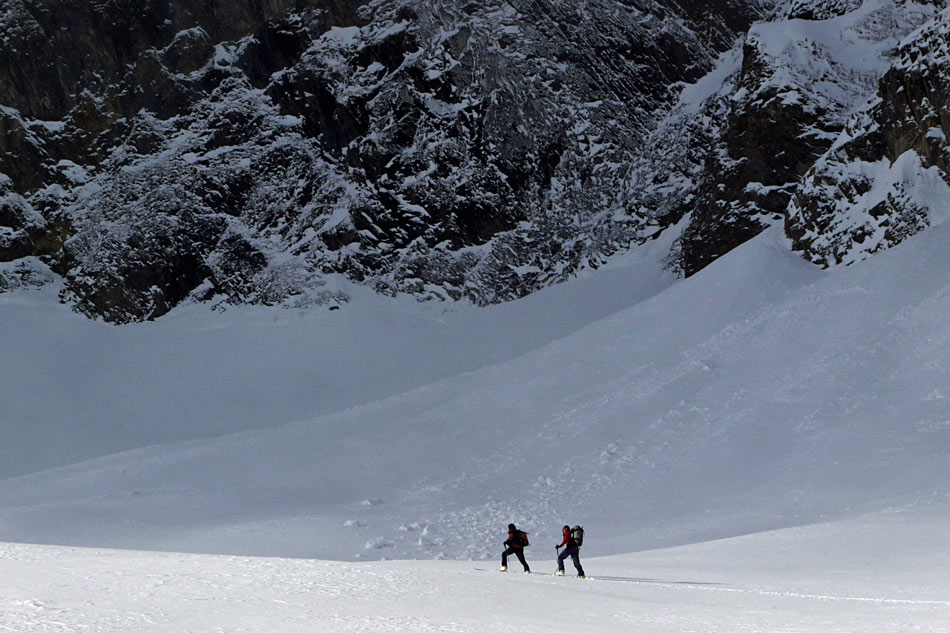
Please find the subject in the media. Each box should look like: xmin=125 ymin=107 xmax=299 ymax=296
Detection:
xmin=0 ymin=0 xmax=768 ymax=320
xmin=787 ymin=5 xmax=950 ymax=266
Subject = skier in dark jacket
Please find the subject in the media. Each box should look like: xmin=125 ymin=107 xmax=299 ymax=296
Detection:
xmin=500 ymin=523 xmax=530 ymax=572
xmin=555 ymin=525 xmax=585 ymax=577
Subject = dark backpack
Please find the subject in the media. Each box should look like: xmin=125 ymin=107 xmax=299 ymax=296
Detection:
xmin=571 ymin=526 xmax=584 ymax=547
xmin=518 ymin=530 xmax=530 ymax=547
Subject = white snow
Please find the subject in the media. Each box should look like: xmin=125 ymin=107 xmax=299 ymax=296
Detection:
xmin=747 ymin=0 xmax=940 ymax=112
xmin=0 ymin=240 xmax=674 ymax=481
xmin=676 ymin=45 xmax=743 ymax=116
xmin=321 ymin=26 xmax=361 ymax=46
xmin=2 ymin=504 xmax=949 ymax=632
xmin=1 ymin=211 xmax=950 ymax=565
xmin=791 ymin=148 xmax=950 ymax=265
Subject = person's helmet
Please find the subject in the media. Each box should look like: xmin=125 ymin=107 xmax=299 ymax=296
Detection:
xmin=508 ymin=523 xmax=516 ymax=532
xmin=563 ymin=525 xmax=570 ymax=531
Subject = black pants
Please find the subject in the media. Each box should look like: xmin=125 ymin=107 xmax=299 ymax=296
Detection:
xmin=558 ymin=545 xmax=584 ymax=576
xmin=502 ymin=546 xmax=530 ymax=571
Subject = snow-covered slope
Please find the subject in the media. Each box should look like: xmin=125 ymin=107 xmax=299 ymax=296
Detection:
xmin=2 ymin=217 xmax=950 ymax=561
xmin=3 ymin=504 xmax=950 ymax=632
xmin=0 ymin=238 xmax=675 ymax=480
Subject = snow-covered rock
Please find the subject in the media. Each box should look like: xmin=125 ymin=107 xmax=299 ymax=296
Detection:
xmin=0 ymin=0 xmax=768 ymax=321
xmin=628 ymin=0 xmax=943 ymax=275
xmin=788 ymin=4 xmax=950 ymax=266
xmin=1 ymin=0 xmax=948 ymax=322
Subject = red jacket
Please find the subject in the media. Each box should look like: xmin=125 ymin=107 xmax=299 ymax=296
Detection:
xmin=559 ymin=528 xmax=578 ymax=548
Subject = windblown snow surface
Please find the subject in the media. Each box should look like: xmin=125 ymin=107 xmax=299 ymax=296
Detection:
xmin=3 ymin=507 xmax=949 ymax=632
xmin=3 ymin=218 xmax=950 ymax=630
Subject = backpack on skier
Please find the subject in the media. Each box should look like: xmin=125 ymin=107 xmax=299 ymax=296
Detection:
xmin=571 ymin=526 xmax=584 ymax=547
xmin=517 ymin=530 xmax=530 ymax=547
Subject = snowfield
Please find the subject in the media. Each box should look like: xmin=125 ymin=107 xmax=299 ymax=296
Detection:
xmin=3 ymin=196 xmax=950 ymax=630
xmin=3 ymin=225 xmax=950 ymax=561
xmin=3 ymin=504 xmax=949 ymax=632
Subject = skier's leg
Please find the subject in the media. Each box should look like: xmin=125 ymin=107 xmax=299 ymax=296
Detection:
xmin=557 ymin=548 xmax=569 ymax=572
xmin=571 ymin=550 xmax=585 ymax=576
xmin=501 ymin=547 xmax=510 ymax=569
xmin=515 ymin=548 xmax=530 ymax=572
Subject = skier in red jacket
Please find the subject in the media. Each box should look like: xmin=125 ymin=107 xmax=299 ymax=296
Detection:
xmin=500 ymin=523 xmax=531 ymax=572
xmin=555 ymin=525 xmax=585 ymax=577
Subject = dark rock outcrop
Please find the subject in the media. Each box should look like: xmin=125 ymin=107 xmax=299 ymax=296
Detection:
xmin=0 ymin=0 xmax=768 ymax=321
xmin=626 ymin=0 xmax=946 ymax=277
xmin=787 ymin=5 xmax=950 ymax=267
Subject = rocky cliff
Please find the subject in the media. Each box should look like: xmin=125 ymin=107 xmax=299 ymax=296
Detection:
xmin=787 ymin=3 xmax=950 ymax=265
xmin=626 ymin=0 xmax=947 ymax=276
xmin=0 ymin=0 xmax=771 ymax=320
xmin=2 ymin=0 xmax=949 ymax=321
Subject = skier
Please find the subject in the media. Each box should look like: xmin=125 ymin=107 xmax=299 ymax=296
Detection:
xmin=500 ymin=523 xmax=531 ymax=573
xmin=555 ymin=524 xmax=585 ymax=577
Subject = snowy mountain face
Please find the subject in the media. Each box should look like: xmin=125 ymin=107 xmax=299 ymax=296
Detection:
xmin=627 ymin=0 xmax=948 ymax=275
xmin=787 ymin=3 xmax=950 ymax=265
xmin=0 ymin=0 xmax=772 ymax=321
xmin=1 ymin=0 xmax=949 ymax=322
